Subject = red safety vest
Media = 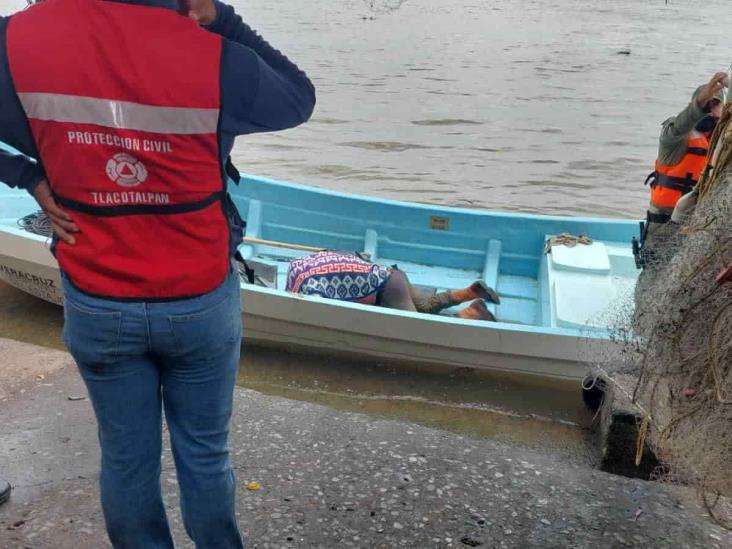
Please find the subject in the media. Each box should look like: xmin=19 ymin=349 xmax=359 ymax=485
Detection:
xmin=650 ymin=130 xmax=710 ymax=210
xmin=6 ymin=0 xmax=230 ymax=299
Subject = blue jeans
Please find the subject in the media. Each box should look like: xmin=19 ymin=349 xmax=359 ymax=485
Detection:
xmin=62 ymin=271 xmax=244 ymax=549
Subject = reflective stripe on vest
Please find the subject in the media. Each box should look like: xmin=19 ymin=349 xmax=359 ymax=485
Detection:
xmin=7 ymin=0 xmax=229 ymax=299
xmin=651 ymin=130 xmax=710 ymax=210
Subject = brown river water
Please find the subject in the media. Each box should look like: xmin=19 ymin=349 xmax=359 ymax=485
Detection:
xmin=2 ymin=0 xmax=731 ymax=455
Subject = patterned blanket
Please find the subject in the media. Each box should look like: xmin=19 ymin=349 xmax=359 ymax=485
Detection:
xmin=286 ymin=251 xmax=392 ymax=304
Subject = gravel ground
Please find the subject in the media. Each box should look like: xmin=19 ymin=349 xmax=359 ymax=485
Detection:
xmin=0 ymin=338 xmax=730 ymax=549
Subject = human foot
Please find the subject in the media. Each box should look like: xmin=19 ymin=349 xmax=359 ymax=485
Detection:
xmin=468 ymin=280 xmax=500 ymax=304
xmin=456 ymin=299 xmax=497 ymax=321
xmin=450 ymin=281 xmax=500 ymax=305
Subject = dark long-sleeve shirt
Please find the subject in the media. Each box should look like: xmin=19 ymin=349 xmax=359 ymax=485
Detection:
xmin=0 ymin=0 xmax=315 ymax=194
xmin=657 ymin=88 xmax=706 ymax=167
xmin=0 ymin=147 xmax=45 ymax=192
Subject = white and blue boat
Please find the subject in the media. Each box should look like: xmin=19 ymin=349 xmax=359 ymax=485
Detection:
xmin=0 ymin=153 xmax=640 ymax=384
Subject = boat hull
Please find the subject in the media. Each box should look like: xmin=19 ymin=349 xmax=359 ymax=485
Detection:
xmin=243 ymin=286 xmax=604 ymax=381
xmin=0 ymin=228 xmax=613 ymax=384
xmin=0 ymin=144 xmax=639 ymax=385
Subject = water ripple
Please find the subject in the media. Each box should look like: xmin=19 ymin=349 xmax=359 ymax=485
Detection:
xmin=411 ymin=119 xmax=484 ymax=126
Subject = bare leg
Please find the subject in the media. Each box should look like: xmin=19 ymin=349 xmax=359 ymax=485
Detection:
xmin=379 ymin=269 xmax=418 ymax=311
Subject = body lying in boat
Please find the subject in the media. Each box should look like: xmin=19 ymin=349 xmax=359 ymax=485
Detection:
xmin=284 ymin=250 xmax=500 ymax=321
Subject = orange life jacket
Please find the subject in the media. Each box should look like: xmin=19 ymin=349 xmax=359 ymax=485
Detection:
xmin=650 ymin=130 xmax=710 ymax=210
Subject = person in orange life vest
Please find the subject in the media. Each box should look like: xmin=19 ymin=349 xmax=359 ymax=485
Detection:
xmin=634 ymin=73 xmax=726 ymax=330
xmin=0 ymin=0 xmax=314 ymax=547
xmin=646 ymin=72 xmax=727 ymax=230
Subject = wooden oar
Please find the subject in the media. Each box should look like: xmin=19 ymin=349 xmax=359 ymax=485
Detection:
xmin=242 ymin=236 xmax=325 ymax=253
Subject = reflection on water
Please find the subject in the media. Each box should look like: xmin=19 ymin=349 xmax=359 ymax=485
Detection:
xmin=0 ymin=282 xmax=594 ymax=459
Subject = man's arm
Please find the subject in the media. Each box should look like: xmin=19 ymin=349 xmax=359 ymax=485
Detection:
xmin=658 ymin=100 xmax=705 ymax=148
xmin=0 ymin=147 xmax=45 ymax=193
xmin=0 ymin=17 xmax=47 ymax=195
xmin=0 ymin=148 xmax=79 ymax=243
xmin=658 ymin=72 xmax=728 ymax=166
xmin=200 ymin=1 xmax=316 ymax=135
xmin=0 ymin=17 xmax=78 ymax=243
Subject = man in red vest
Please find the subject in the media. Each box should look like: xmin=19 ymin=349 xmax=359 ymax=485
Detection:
xmin=0 ymin=0 xmax=315 ymax=546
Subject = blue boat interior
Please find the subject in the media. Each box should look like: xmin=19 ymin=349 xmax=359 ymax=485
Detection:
xmin=231 ymin=174 xmax=640 ymax=332
xmin=0 ymin=136 xmax=641 ymax=336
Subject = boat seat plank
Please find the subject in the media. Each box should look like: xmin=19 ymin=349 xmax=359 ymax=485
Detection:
xmin=482 ymin=239 xmax=502 ymax=316
xmin=364 ymin=228 xmax=378 ymax=262
xmin=245 ymin=200 xmax=263 ymax=238
xmin=240 ymin=199 xmax=263 ymax=260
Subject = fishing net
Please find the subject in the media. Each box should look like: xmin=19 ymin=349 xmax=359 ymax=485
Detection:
xmin=17 ymin=210 xmax=53 ymax=237
xmin=600 ymin=103 xmax=732 ymax=529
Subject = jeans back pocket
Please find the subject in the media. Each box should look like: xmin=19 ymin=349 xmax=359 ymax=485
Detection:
xmin=168 ymin=295 xmax=242 ymax=361
xmin=63 ymin=300 xmax=123 ymax=365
